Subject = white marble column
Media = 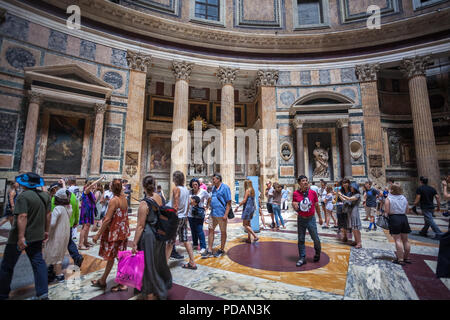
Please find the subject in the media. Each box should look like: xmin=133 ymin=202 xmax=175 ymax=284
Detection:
xmin=90 ymin=103 xmax=107 ymax=175
xmin=217 ymin=67 xmax=238 ymax=198
xmin=20 ymin=92 xmax=42 ymax=173
xmin=170 ymin=61 xmax=193 ymax=189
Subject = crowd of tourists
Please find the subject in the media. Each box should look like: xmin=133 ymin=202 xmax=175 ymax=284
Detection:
xmin=0 ymin=170 xmax=448 ymax=300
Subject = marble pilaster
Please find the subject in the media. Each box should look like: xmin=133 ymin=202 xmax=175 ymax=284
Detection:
xmin=20 ymin=92 xmax=42 ymax=173
xmin=400 ymin=55 xmax=440 ymax=191
xmin=90 ymin=103 xmax=106 ymax=175
xmin=218 ymin=67 xmax=238 ymax=199
xmin=355 ymin=63 xmax=385 ymax=184
xmin=123 ymin=50 xmax=151 ymax=200
xmin=338 ymin=119 xmax=352 ymax=178
xmin=293 ymin=119 xmax=305 ymax=177
xmin=170 ymin=61 xmax=193 ymax=191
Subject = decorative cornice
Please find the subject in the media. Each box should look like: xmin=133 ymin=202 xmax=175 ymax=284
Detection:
xmin=29 ymin=91 xmax=43 ymax=104
xmin=126 ymin=50 xmax=152 ymax=72
xmin=172 ymin=61 xmax=193 ymax=81
xmin=292 ymin=118 xmax=305 ymax=129
xmin=217 ymin=67 xmax=239 ymax=85
xmin=94 ymin=103 xmax=107 ymax=114
xmin=39 ymin=0 xmax=450 ymax=55
xmin=400 ymin=55 xmax=433 ymax=79
xmin=337 ymin=118 xmax=349 ymax=128
xmin=256 ymin=70 xmax=279 ymax=87
xmin=355 ymin=63 xmax=380 ymax=82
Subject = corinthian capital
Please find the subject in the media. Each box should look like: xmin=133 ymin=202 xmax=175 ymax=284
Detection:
xmin=292 ymin=118 xmax=305 ymax=129
xmin=94 ymin=103 xmax=107 ymax=114
xmin=255 ymin=70 xmax=279 ymax=87
xmin=126 ymin=50 xmax=152 ymax=72
xmin=29 ymin=91 xmax=43 ymax=104
xmin=337 ymin=118 xmax=349 ymax=128
xmin=355 ymin=63 xmax=380 ymax=82
xmin=400 ymin=55 xmax=433 ymax=79
xmin=217 ymin=67 xmax=239 ymax=85
xmin=243 ymin=83 xmax=257 ymax=100
xmin=172 ymin=61 xmax=193 ymax=81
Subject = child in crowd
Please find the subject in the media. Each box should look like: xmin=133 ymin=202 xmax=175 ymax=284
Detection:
xmin=323 ymin=185 xmax=337 ymax=229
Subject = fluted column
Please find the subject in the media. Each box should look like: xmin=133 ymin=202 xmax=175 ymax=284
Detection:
xmin=401 ymin=55 xmax=440 ymax=191
xmin=217 ymin=67 xmax=238 ymax=198
xmin=20 ymin=92 xmax=42 ymax=173
xmin=338 ymin=118 xmax=352 ymax=178
xmin=256 ymin=70 xmax=279 ymax=197
xmin=170 ymin=61 xmax=193 ymax=190
xmin=90 ymin=103 xmax=107 ymax=175
xmin=293 ymin=119 xmax=305 ymax=177
xmin=355 ymin=63 xmax=385 ymax=185
xmin=124 ymin=50 xmax=151 ymax=201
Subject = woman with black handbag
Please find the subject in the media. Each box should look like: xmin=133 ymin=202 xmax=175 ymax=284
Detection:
xmin=384 ymin=184 xmax=411 ymax=266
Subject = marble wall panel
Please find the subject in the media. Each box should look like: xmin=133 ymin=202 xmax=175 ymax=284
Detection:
xmin=277 ymin=88 xmax=298 ymax=109
xmin=0 ymin=155 xmax=13 ymax=169
xmin=277 ymin=71 xmax=291 ymax=86
xmin=280 ymin=166 xmax=294 ymax=176
xmin=103 ymin=126 xmax=122 ymax=158
xmin=0 ymin=41 xmax=40 ymax=73
xmin=95 ymin=44 xmax=112 ymax=65
xmin=48 ymin=30 xmax=68 ymax=53
xmin=66 ymin=36 xmax=81 ymax=60
xmin=0 ymin=14 xmax=29 ymax=42
xmin=341 ymin=67 xmax=357 ymax=83
xmin=352 ymin=165 xmax=365 ymax=176
xmin=0 ymin=112 xmax=18 ymax=152
xmin=300 ymin=71 xmax=311 ymax=85
xmin=102 ymin=159 xmax=120 ymax=172
xmin=27 ymin=23 xmax=50 ymax=48
xmin=319 ymin=69 xmax=331 ymax=85
xmin=0 ymin=94 xmax=22 ymax=112
xmin=105 ymin=112 xmax=124 ymax=126
xmin=79 ymin=40 xmax=96 ymax=61
xmin=242 ymin=0 xmax=276 ymax=22
xmin=110 ymin=49 xmax=128 ymax=68
xmin=101 ymin=68 xmax=128 ymax=95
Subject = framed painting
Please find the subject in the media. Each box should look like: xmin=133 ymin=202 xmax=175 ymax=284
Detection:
xmin=147 ymin=134 xmax=171 ymax=173
xmin=149 ymin=97 xmax=174 ymax=121
xmin=213 ymin=103 xmax=245 ymax=126
xmin=189 ymin=101 xmax=209 ymax=123
xmin=44 ymin=115 xmax=85 ymax=175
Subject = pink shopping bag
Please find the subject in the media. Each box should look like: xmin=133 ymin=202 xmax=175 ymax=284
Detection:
xmin=116 ymin=250 xmax=145 ymax=291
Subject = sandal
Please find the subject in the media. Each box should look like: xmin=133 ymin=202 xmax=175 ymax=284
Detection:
xmin=245 ymin=239 xmax=252 ymax=244
xmin=355 ymin=244 xmax=362 ymax=249
xmin=182 ymin=263 xmax=198 ymax=270
xmin=111 ymin=284 xmax=128 ymax=292
xmin=254 ymin=237 xmax=259 ymax=243
xmin=91 ymin=279 xmax=107 ymax=289
xmin=349 ymin=241 xmax=358 ymax=246
xmin=392 ymin=259 xmax=406 ymax=266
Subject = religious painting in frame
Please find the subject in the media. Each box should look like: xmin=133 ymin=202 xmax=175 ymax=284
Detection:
xmin=213 ymin=103 xmax=245 ymax=126
xmin=189 ymin=101 xmax=209 ymax=124
xmin=44 ymin=115 xmax=85 ymax=175
xmin=149 ymin=97 xmax=174 ymax=122
xmin=147 ymin=134 xmax=171 ymax=173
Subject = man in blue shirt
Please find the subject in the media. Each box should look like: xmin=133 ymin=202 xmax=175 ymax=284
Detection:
xmin=202 ymin=173 xmax=231 ymax=259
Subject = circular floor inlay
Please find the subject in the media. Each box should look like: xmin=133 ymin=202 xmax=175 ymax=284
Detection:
xmin=227 ymin=241 xmax=330 ymax=272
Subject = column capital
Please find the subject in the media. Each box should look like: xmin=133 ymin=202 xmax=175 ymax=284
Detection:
xmin=217 ymin=67 xmax=239 ymax=85
xmin=400 ymin=55 xmax=433 ymax=79
xmin=337 ymin=118 xmax=349 ymax=128
xmin=292 ymin=118 xmax=305 ymax=129
xmin=255 ymin=69 xmax=279 ymax=87
xmin=355 ymin=63 xmax=380 ymax=82
xmin=29 ymin=91 xmax=43 ymax=104
xmin=172 ymin=61 xmax=193 ymax=81
xmin=126 ymin=50 xmax=152 ymax=72
xmin=94 ymin=103 xmax=107 ymax=114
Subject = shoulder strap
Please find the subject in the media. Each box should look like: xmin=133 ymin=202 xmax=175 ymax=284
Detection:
xmin=33 ymin=190 xmax=47 ymax=211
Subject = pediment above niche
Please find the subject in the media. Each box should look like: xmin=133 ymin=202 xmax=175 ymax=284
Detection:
xmin=24 ymin=64 xmax=113 ymax=100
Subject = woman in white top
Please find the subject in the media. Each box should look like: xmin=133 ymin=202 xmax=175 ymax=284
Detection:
xmin=384 ymin=184 xmax=411 ymax=266
xmin=44 ymin=188 xmax=72 ymax=283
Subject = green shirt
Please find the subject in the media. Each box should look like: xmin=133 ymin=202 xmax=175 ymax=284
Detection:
xmin=8 ymin=190 xmax=51 ymax=245
xmin=51 ymin=192 xmax=79 ymax=227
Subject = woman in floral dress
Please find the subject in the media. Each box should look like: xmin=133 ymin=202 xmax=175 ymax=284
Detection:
xmin=91 ymin=179 xmax=130 ymax=292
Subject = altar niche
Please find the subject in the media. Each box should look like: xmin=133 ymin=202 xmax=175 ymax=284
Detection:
xmin=303 ymin=129 xmax=339 ymax=182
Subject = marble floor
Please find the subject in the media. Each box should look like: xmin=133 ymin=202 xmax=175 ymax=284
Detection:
xmin=0 ymin=206 xmax=449 ymax=300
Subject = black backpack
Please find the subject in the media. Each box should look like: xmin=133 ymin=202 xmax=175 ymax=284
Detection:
xmin=143 ymin=197 xmax=179 ymax=242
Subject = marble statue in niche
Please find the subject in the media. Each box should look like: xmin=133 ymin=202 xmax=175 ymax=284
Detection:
xmin=388 ymin=130 xmax=402 ymax=166
xmin=312 ymin=141 xmax=330 ymax=178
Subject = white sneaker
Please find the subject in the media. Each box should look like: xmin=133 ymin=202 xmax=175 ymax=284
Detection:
xmin=199 ymin=248 xmax=206 ymax=254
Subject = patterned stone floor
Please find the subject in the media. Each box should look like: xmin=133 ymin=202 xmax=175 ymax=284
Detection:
xmin=0 ymin=206 xmax=449 ymax=300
